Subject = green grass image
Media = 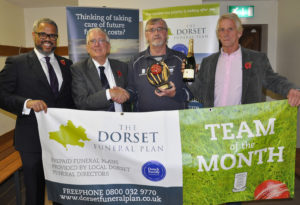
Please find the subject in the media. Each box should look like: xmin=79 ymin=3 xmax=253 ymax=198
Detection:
xmin=179 ymin=100 xmax=297 ymax=204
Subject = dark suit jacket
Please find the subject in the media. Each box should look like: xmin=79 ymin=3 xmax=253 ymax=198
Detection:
xmin=0 ymin=51 xmax=74 ymax=152
xmin=188 ymin=47 xmax=296 ymax=108
xmin=70 ymin=57 xmax=130 ymax=111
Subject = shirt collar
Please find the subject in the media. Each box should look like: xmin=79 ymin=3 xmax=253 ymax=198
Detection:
xmin=92 ymin=57 xmax=109 ymax=68
xmin=145 ymin=46 xmax=171 ymax=59
xmin=221 ymin=45 xmax=241 ymax=57
xmin=34 ymin=48 xmax=55 ymax=61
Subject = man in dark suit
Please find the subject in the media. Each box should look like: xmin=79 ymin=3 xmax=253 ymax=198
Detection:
xmin=71 ymin=28 xmax=129 ymax=111
xmin=0 ymin=18 xmax=73 ymax=205
xmin=188 ymin=13 xmax=300 ymax=108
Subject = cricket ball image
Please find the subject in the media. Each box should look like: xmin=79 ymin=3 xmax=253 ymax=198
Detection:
xmin=150 ymin=63 xmax=162 ymax=75
xmin=254 ymin=180 xmax=290 ymax=200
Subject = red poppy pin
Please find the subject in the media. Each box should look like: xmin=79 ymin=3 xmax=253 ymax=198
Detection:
xmin=245 ymin=61 xmax=252 ymax=69
xmin=60 ymin=59 xmax=66 ymax=66
xmin=117 ymin=70 xmax=122 ymax=77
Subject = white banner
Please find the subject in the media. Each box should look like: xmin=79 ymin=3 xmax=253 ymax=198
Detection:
xmin=36 ymin=109 xmax=182 ymax=204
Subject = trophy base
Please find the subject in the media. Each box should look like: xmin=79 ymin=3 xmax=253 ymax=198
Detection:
xmin=156 ymin=83 xmax=172 ymax=93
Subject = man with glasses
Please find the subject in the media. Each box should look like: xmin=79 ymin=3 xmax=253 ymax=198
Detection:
xmin=71 ymin=28 xmax=130 ymax=111
xmin=127 ymin=18 xmax=190 ymax=111
xmin=0 ymin=18 xmax=73 ymax=205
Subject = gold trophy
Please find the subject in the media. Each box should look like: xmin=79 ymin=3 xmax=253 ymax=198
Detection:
xmin=147 ymin=61 xmax=171 ymax=91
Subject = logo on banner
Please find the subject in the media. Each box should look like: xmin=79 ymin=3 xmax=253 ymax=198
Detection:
xmin=49 ymin=120 xmax=90 ymax=150
xmin=142 ymin=161 xmax=166 ymax=182
xmin=171 ymin=23 xmax=209 ymax=42
xmin=172 ymin=44 xmax=188 ymax=55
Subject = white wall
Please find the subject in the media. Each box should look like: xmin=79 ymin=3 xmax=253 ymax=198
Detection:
xmin=203 ymin=0 xmax=278 ymax=71
xmin=0 ymin=0 xmax=25 ymax=71
xmin=0 ymin=0 xmax=25 ymax=46
xmin=0 ymin=0 xmax=24 ymax=135
xmin=277 ymin=0 xmax=300 ymax=86
xmin=0 ymin=109 xmax=16 ymax=135
xmin=24 ymin=7 xmax=69 ymax=47
xmin=277 ymin=0 xmax=300 ymax=147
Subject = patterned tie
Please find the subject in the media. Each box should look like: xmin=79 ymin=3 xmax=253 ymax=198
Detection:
xmin=45 ymin=56 xmax=59 ymax=97
xmin=98 ymin=66 xmax=115 ymax=111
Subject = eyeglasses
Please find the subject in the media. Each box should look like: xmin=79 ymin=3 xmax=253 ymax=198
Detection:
xmin=145 ymin=27 xmax=167 ymax=33
xmin=35 ymin=32 xmax=58 ymax=40
xmin=89 ymin=39 xmax=108 ymax=45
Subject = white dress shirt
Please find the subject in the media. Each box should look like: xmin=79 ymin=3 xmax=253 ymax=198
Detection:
xmin=92 ymin=58 xmax=123 ymax=112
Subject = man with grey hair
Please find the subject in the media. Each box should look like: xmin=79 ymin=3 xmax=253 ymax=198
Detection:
xmin=0 ymin=18 xmax=73 ymax=205
xmin=127 ymin=18 xmax=191 ymax=111
xmin=187 ymin=12 xmax=300 ymax=205
xmin=71 ymin=28 xmax=130 ymax=111
xmin=188 ymin=13 xmax=300 ymax=108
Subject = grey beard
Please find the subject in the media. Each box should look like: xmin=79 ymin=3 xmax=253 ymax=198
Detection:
xmin=148 ymin=39 xmax=167 ymax=47
xmin=35 ymin=44 xmax=56 ymax=56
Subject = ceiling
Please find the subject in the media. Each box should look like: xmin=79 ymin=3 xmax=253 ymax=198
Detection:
xmin=7 ymin=0 xmax=274 ymax=8
xmin=6 ymin=0 xmax=78 ymax=8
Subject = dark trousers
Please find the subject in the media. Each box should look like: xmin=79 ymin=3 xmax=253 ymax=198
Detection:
xmin=20 ymin=151 xmax=45 ymax=205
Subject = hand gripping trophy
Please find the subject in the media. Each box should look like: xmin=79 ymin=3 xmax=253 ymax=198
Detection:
xmin=146 ymin=61 xmax=171 ymax=91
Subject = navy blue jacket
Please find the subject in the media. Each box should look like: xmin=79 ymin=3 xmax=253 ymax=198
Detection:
xmin=127 ymin=46 xmax=190 ymax=112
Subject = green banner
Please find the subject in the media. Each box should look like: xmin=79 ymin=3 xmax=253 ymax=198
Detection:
xmin=143 ymin=4 xmax=220 ymax=20
xmin=179 ymin=100 xmax=297 ymax=204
